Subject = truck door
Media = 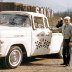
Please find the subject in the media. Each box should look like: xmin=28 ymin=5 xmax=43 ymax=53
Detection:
xmin=31 ymin=16 xmax=52 ymax=56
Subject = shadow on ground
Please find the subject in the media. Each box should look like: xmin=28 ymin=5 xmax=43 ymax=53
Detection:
xmin=0 ymin=54 xmax=62 ymax=69
xmin=21 ymin=54 xmax=62 ymax=66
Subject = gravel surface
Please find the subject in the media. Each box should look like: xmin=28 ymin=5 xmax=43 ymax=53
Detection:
xmin=0 ymin=55 xmax=72 ymax=72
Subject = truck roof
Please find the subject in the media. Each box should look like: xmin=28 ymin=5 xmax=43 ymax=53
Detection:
xmin=0 ymin=11 xmax=46 ymax=18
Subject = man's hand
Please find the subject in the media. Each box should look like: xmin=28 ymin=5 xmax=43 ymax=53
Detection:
xmin=69 ymin=42 xmax=72 ymax=47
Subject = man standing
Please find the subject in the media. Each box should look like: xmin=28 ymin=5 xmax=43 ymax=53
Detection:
xmin=61 ymin=16 xmax=72 ymax=66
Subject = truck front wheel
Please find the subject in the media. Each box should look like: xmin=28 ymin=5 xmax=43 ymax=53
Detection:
xmin=5 ymin=46 xmax=23 ymax=68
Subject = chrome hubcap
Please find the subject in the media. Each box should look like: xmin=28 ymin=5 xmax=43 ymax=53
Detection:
xmin=9 ymin=49 xmax=21 ymax=66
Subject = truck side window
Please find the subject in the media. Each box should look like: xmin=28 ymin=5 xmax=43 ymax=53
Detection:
xmin=23 ymin=17 xmax=31 ymax=27
xmin=34 ymin=16 xmax=44 ymax=28
xmin=44 ymin=18 xmax=48 ymax=28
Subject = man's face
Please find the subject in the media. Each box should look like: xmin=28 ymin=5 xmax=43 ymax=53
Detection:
xmin=64 ymin=19 xmax=70 ymax=25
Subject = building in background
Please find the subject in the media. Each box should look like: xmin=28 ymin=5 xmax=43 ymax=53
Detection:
xmin=0 ymin=2 xmax=54 ymax=17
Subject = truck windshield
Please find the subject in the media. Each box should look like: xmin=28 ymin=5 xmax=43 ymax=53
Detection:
xmin=0 ymin=14 xmax=31 ymax=27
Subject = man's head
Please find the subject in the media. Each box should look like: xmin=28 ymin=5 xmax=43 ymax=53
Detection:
xmin=64 ymin=16 xmax=71 ymax=25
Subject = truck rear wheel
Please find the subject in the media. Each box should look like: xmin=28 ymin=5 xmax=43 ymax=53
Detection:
xmin=5 ymin=46 xmax=23 ymax=68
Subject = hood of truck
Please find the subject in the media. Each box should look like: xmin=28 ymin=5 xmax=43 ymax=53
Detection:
xmin=0 ymin=26 xmax=26 ymax=38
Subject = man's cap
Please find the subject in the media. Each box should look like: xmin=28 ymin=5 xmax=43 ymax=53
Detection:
xmin=64 ymin=16 xmax=71 ymax=20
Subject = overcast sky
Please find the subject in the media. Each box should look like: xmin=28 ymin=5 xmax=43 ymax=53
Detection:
xmin=3 ymin=0 xmax=72 ymax=12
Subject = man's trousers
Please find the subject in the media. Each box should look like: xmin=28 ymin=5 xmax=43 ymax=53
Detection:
xmin=63 ymin=39 xmax=70 ymax=65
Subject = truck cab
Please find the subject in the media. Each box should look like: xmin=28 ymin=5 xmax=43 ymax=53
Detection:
xmin=0 ymin=11 xmax=63 ymax=68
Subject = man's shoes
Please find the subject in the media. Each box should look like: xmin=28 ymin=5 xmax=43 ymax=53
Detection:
xmin=60 ymin=63 xmax=69 ymax=66
xmin=65 ymin=64 xmax=69 ymax=66
xmin=60 ymin=63 xmax=66 ymax=65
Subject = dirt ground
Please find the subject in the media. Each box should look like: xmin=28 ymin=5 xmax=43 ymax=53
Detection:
xmin=0 ymin=55 xmax=72 ymax=72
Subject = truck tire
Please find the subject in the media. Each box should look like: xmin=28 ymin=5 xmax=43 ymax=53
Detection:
xmin=5 ymin=46 xmax=23 ymax=68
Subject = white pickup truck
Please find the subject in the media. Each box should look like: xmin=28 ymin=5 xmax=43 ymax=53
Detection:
xmin=0 ymin=11 xmax=63 ymax=68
